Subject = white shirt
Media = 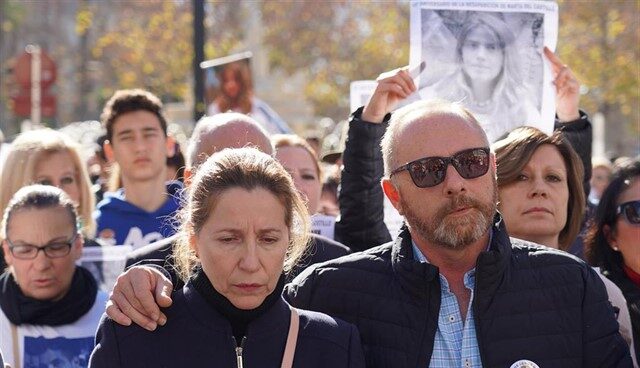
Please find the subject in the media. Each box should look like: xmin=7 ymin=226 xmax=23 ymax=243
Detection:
xmin=0 ymin=291 xmax=107 ymax=368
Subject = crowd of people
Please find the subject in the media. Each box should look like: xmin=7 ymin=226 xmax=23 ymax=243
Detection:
xmin=0 ymin=46 xmax=637 ymax=368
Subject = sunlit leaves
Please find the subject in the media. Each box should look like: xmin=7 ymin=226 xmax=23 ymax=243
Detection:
xmin=75 ymin=8 xmax=92 ymax=36
xmin=262 ymin=1 xmax=409 ymax=120
xmin=557 ymin=0 xmax=639 ymax=134
xmin=91 ymin=1 xmax=193 ymax=101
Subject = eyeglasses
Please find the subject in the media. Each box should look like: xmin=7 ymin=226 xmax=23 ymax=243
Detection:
xmin=617 ymin=200 xmax=640 ymax=225
xmin=6 ymin=234 xmax=77 ymax=260
xmin=390 ymin=147 xmax=490 ymax=188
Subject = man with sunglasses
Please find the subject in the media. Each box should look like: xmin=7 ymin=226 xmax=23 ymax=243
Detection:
xmin=284 ymin=66 xmax=630 ymax=366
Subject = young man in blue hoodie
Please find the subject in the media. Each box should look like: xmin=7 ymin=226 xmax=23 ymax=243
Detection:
xmin=95 ymin=89 xmax=181 ymax=248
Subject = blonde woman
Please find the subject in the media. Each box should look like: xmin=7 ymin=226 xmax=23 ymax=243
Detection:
xmin=0 ymin=129 xmax=97 ymax=269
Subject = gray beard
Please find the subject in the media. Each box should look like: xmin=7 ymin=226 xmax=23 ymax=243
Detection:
xmin=401 ymin=186 xmax=498 ymax=250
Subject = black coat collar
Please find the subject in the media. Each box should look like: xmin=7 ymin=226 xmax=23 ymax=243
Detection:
xmin=182 ymin=280 xmax=290 ymax=340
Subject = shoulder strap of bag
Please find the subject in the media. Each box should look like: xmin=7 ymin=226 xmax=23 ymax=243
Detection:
xmin=11 ymin=323 xmax=20 ymax=368
xmin=280 ymin=307 xmax=299 ymax=368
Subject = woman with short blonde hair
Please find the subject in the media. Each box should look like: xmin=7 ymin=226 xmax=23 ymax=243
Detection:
xmin=0 ymin=129 xmax=96 ymax=238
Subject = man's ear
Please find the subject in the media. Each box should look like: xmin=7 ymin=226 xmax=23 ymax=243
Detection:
xmin=166 ymin=136 xmax=176 ymax=158
xmin=104 ymin=140 xmax=115 ymax=162
xmin=382 ymin=178 xmax=404 ymax=215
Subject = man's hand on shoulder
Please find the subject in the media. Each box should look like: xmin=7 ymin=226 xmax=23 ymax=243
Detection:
xmin=106 ymin=265 xmax=174 ymax=331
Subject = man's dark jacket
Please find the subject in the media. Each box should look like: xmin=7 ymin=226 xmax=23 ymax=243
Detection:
xmin=285 ymin=217 xmax=631 ymax=368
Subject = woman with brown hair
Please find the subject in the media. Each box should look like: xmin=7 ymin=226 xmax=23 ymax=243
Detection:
xmin=493 ymin=126 xmax=584 ymax=250
xmin=493 ymin=126 xmax=635 ymax=353
xmin=90 ymin=148 xmax=363 ymax=367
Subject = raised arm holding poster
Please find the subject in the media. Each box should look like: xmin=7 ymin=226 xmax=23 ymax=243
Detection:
xmin=410 ymin=0 xmax=558 ymax=142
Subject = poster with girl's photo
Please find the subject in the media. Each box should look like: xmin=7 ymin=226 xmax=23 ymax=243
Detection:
xmin=410 ymin=0 xmax=558 ymax=142
xmin=200 ymin=52 xmax=292 ymax=135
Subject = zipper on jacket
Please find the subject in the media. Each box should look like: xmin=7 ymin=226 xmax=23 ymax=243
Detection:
xmin=234 ymin=336 xmax=246 ymax=368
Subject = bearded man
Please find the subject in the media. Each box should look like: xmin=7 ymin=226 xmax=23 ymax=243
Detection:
xmin=284 ymin=68 xmax=630 ymax=368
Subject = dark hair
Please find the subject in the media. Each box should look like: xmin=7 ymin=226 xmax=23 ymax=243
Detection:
xmin=95 ymin=134 xmax=108 ymax=161
xmin=100 ymin=89 xmax=168 ymax=142
xmin=585 ymin=158 xmax=640 ymax=269
xmin=1 ymin=185 xmax=78 ymax=239
xmin=492 ymin=126 xmax=585 ymax=249
xmin=322 ymin=173 xmax=339 ymax=199
xmin=174 ymin=147 xmax=310 ymax=280
xmin=167 ymin=142 xmax=185 ymax=182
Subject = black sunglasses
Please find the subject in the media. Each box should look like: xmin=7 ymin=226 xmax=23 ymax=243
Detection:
xmin=390 ymin=147 xmax=490 ymax=188
xmin=617 ymin=200 xmax=640 ymax=225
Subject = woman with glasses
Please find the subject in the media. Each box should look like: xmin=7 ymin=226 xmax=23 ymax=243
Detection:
xmin=0 ymin=185 xmax=107 ymax=368
xmin=585 ymin=158 xmax=640 ymax=364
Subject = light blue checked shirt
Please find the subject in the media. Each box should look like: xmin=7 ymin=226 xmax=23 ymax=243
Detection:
xmin=412 ymin=240 xmax=485 ymax=368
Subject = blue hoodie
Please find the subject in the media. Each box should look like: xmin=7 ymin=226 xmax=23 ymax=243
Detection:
xmin=94 ymin=181 xmax=183 ymax=249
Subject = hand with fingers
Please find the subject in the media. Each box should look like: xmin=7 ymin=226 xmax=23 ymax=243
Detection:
xmin=361 ymin=65 xmax=420 ymax=124
xmin=544 ymin=47 xmax=580 ymax=122
xmin=106 ymin=265 xmax=174 ymax=331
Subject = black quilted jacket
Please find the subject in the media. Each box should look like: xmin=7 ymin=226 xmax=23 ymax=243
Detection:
xmin=285 ymin=217 xmax=632 ymax=368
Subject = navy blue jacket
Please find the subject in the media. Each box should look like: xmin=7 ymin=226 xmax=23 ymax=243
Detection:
xmin=94 ymin=181 xmax=183 ymax=247
xmin=286 ymin=217 xmax=632 ymax=368
xmin=90 ymin=281 xmax=364 ymax=368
